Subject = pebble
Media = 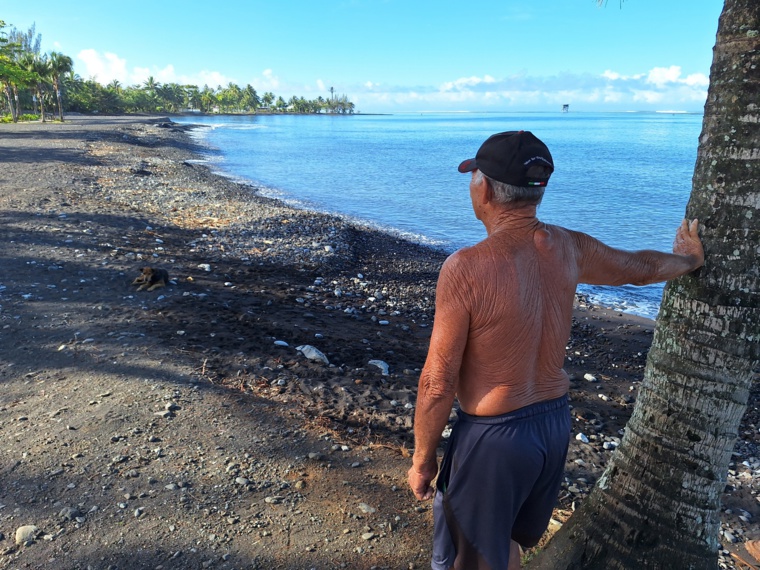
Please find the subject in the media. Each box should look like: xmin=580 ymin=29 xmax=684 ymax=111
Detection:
xmin=15 ymin=525 xmax=38 ymax=545
xmin=575 ymin=433 xmax=590 ymax=444
xmin=368 ymin=359 xmax=390 ymax=375
xmin=59 ymin=507 xmax=81 ymax=521
xmin=296 ymin=344 xmax=330 ymax=364
xmin=584 ymin=373 xmax=598 ymax=382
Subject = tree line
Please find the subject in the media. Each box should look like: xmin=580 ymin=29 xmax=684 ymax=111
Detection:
xmin=0 ymin=21 xmax=355 ymax=123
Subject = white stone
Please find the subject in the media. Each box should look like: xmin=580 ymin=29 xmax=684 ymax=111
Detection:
xmin=296 ymin=345 xmax=329 ymax=365
xmin=575 ymin=433 xmax=590 ymax=444
xmin=15 ymin=525 xmax=38 ymax=545
xmin=368 ymin=360 xmax=389 ymax=375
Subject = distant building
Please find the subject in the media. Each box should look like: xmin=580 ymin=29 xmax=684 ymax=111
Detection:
xmin=562 ymin=104 xmax=570 ymax=113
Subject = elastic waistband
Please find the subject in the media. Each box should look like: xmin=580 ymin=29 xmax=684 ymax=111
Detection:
xmin=457 ymin=394 xmax=569 ymax=424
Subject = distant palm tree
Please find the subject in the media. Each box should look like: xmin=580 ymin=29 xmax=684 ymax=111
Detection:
xmin=200 ymin=85 xmax=217 ymax=113
xmin=143 ymin=76 xmax=159 ymax=93
xmin=48 ymin=51 xmax=73 ymax=121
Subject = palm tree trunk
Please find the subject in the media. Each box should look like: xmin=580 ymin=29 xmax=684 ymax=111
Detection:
xmin=2 ymin=83 xmax=14 ymax=121
xmin=529 ymin=0 xmax=760 ymax=568
xmin=38 ymin=85 xmax=46 ymax=123
xmin=53 ymin=77 xmax=64 ymax=121
xmin=11 ymin=84 xmax=18 ymax=122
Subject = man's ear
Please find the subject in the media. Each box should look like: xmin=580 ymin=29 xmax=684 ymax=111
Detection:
xmin=480 ymin=177 xmax=494 ymax=204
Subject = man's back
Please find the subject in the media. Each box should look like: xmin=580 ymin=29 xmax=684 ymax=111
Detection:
xmin=445 ymin=220 xmax=578 ymax=415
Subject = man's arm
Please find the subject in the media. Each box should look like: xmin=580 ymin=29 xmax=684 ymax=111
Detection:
xmin=408 ymin=254 xmax=471 ymax=501
xmin=576 ymin=219 xmax=704 ymax=286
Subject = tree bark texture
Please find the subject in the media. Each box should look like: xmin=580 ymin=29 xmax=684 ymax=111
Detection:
xmin=530 ymin=1 xmax=759 ymax=568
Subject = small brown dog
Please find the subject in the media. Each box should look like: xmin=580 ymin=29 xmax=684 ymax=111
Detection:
xmin=132 ymin=267 xmax=170 ymax=292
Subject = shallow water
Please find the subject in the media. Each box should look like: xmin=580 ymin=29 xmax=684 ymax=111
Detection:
xmin=174 ymin=112 xmax=702 ymax=319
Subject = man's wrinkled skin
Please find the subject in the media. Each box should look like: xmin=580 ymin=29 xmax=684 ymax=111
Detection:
xmin=408 ymin=170 xmax=704 ymax=568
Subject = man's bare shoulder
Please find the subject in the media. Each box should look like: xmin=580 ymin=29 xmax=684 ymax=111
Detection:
xmin=539 ymin=223 xmax=594 ymax=252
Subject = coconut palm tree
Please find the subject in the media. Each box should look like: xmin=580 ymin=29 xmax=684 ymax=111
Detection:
xmin=48 ymin=51 xmax=72 ymax=121
xmin=143 ymin=76 xmax=159 ymax=93
xmin=530 ymin=1 xmax=760 ymax=567
xmin=241 ymin=84 xmax=260 ymax=113
xmin=200 ymin=85 xmax=217 ymax=113
xmin=19 ymin=52 xmax=51 ymax=122
xmin=0 ymin=20 xmax=24 ymax=121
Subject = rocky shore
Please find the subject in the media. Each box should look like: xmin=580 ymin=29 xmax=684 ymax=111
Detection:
xmin=0 ymin=115 xmax=757 ymax=569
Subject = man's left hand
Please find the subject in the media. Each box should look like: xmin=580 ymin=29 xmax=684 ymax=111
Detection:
xmin=408 ymin=460 xmax=438 ymax=501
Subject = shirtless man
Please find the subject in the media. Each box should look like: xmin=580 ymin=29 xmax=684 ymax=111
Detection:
xmin=407 ymin=131 xmax=704 ymax=570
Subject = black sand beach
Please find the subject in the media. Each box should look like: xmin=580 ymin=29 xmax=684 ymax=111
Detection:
xmin=0 ymin=115 xmax=756 ymax=569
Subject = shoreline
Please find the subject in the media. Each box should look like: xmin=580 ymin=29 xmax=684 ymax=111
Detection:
xmin=1 ymin=114 xmax=752 ymax=569
xmin=171 ymin=113 xmax=668 ymax=321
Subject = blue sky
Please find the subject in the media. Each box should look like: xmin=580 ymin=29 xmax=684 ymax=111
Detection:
xmin=3 ymin=0 xmax=724 ymax=113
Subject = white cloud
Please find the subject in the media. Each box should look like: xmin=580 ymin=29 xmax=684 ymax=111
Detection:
xmin=316 ymin=79 xmax=326 ymax=91
xmin=76 ymin=49 xmax=234 ymax=87
xmin=683 ymin=73 xmax=709 ymax=87
xmin=646 ymin=65 xmax=683 ymax=87
xmin=440 ymin=75 xmax=496 ymax=92
xmin=257 ymin=69 xmax=280 ymax=91
xmin=193 ymin=70 xmax=234 ymax=88
xmin=632 ymin=90 xmax=665 ymax=103
xmin=77 ymin=49 xmax=129 ymax=83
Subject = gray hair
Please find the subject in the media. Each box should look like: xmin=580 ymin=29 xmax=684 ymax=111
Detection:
xmin=474 ymin=170 xmax=546 ymax=206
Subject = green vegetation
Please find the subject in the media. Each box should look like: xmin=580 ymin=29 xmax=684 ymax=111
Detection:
xmin=0 ymin=20 xmax=355 ymax=123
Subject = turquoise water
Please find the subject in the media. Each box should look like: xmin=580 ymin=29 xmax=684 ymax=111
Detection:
xmin=174 ymin=112 xmax=703 ymax=319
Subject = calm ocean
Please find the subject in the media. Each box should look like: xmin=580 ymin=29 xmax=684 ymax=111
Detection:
xmin=173 ymin=112 xmax=703 ymax=319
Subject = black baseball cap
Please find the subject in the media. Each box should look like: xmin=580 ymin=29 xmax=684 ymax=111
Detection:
xmin=458 ymin=130 xmax=554 ymax=187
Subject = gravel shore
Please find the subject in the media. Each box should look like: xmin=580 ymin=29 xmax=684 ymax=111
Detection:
xmin=0 ymin=115 xmax=757 ymax=569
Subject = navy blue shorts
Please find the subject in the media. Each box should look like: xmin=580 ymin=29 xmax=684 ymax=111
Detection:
xmin=431 ymin=395 xmax=571 ymax=570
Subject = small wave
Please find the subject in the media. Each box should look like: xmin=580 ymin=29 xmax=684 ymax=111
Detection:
xmin=577 ymin=284 xmax=660 ymax=320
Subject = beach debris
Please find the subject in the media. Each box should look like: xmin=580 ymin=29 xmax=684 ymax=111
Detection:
xmin=296 ymin=345 xmax=329 ymax=365
xmin=368 ymin=359 xmax=390 ymax=375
